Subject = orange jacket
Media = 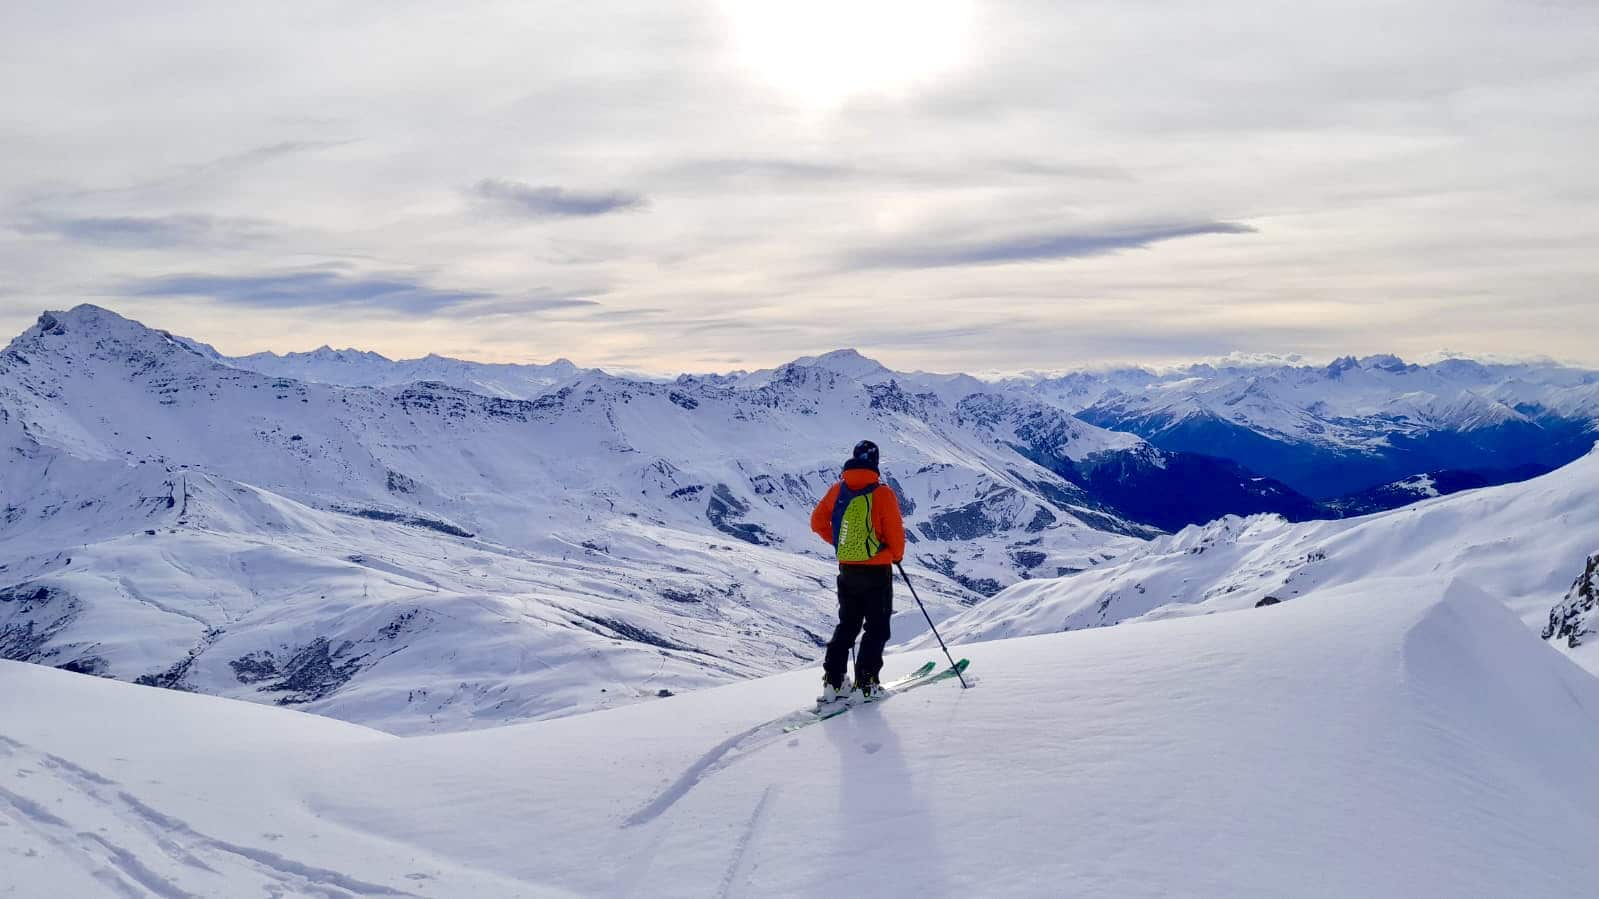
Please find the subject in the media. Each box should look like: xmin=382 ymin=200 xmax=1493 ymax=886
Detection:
xmin=810 ymin=469 xmax=906 ymax=565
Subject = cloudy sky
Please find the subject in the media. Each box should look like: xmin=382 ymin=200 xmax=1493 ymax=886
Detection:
xmin=2 ymin=0 xmax=1596 ymax=373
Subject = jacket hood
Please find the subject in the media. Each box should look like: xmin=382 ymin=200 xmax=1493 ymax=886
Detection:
xmin=842 ymin=457 xmax=879 ymax=475
xmin=841 ymin=468 xmax=881 ymax=490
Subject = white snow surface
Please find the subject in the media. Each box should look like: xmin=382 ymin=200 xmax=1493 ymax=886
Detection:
xmin=1397 ymin=472 xmax=1441 ymax=497
xmin=4 ymin=574 xmax=1599 ymax=897
xmin=933 ymin=444 xmax=1599 ymax=674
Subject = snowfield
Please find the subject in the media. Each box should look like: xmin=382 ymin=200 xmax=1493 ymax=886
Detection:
xmin=5 ymin=574 xmax=1599 ymax=897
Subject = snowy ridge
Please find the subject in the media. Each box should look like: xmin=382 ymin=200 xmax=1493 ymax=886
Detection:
xmin=230 ymin=345 xmax=587 ymax=399
xmin=930 ymin=444 xmax=1599 ymax=675
xmin=4 ymin=574 xmax=1599 ymax=896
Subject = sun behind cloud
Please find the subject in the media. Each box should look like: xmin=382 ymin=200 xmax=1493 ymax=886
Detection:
xmin=719 ymin=0 xmax=974 ymax=108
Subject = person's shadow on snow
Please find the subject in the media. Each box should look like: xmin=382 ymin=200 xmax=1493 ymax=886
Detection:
xmin=822 ymin=702 xmax=950 ymax=894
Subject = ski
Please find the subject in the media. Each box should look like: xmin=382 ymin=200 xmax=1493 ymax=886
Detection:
xmin=784 ymin=659 xmax=969 ymax=733
xmin=880 ymin=659 xmax=938 ymax=689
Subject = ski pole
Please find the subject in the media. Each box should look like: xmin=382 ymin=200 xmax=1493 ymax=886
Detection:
xmin=896 ymin=562 xmax=969 ymax=689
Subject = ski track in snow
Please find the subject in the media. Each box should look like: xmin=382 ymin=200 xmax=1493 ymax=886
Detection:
xmin=623 ymin=716 xmax=803 ymax=828
xmin=0 ymin=733 xmax=414 ymax=898
xmin=116 ymin=575 xmax=213 ymax=630
xmin=625 ymin=666 xmax=960 ymax=829
xmin=717 ymin=784 xmax=778 ymax=899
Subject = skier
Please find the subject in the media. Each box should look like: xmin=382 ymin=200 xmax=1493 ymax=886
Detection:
xmin=809 ymin=439 xmax=906 ymax=704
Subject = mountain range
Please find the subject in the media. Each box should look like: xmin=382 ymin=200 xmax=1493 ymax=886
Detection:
xmin=1032 ymin=354 xmax=1598 ymax=498
xmin=203 ymin=326 xmax=1599 ymax=514
xmin=3 ymin=304 xmax=1597 ymax=733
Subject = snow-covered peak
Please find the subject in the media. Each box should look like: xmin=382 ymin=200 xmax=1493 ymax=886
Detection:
xmin=790 ymin=348 xmax=890 ymax=378
xmin=727 ymin=348 xmax=896 ymax=391
xmin=40 ymin=302 xmax=142 ymax=334
xmin=2 ymin=305 xmax=224 ymax=385
xmin=1375 ymin=389 xmax=1529 ymax=430
xmin=35 ymin=302 xmax=139 ymax=333
xmin=1358 ymin=352 xmax=1414 ymax=373
xmin=305 ymin=346 xmax=393 ymax=364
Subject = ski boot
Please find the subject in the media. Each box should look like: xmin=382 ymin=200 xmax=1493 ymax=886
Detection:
xmin=817 ymin=675 xmax=848 ymax=707
xmin=855 ymin=673 xmax=885 ymax=702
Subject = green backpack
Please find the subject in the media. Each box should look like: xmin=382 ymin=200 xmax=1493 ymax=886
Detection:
xmin=830 ymin=482 xmax=884 ymax=562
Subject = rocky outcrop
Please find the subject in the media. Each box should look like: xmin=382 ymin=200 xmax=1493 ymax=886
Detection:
xmin=1544 ymin=553 xmax=1599 ymax=648
xmin=230 ymin=637 xmax=369 ymax=705
xmin=706 ymin=483 xmax=773 ymax=546
xmin=0 ymin=583 xmax=87 ymax=669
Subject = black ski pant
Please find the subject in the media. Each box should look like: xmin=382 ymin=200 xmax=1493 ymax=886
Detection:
xmin=824 ymin=563 xmax=893 ymax=685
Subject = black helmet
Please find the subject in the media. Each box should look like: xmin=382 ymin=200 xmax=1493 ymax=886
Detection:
xmin=845 ymin=439 xmax=880 ymax=473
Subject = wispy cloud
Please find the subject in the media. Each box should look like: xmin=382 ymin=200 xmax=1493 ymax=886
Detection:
xmin=582 ymin=307 xmax=666 ymax=322
xmin=17 ymin=214 xmax=268 ymax=248
xmin=123 ymin=269 xmax=492 ymax=315
xmin=851 ymin=325 xmax=990 ymax=348
xmin=25 ymin=140 xmax=353 ymax=204
xmin=225 ymin=140 xmax=347 ymax=167
xmin=986 ymin=158 xmax=1131 ymax=181
xmin=652 ymin=156 xmax=1127 ymax=190
xmin=471 ymin=179 xmax=645 ymax=218
xmin=848 ymin=221 xmax=1257 ymax=270
xmin=460 ymin=291 xmax=607 ymax=317
xmin=657 ymin=158 xmax=860 ymax=184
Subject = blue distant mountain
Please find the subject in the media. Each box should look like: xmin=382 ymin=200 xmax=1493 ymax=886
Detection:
xmin=1021 ymin=355 xmax=1599 ymax=502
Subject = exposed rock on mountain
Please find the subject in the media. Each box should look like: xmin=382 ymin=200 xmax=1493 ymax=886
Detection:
xmin=1544 ymin=553 xmax=1599 ymax=648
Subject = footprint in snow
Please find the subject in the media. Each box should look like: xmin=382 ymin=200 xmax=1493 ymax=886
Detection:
xmin=861 ymin=741 xmax=882 ymax=755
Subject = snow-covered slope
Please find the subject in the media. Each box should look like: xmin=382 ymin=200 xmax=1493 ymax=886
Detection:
xmin=934 ymin=444 xmax=1599 ymax=674
xmin=0 ymin=462 xmax=894 ymax=734
xmin=5 ymin=574 xmax=1598 ymax=897
xmin=1030 ymin=355 xmax=1599 ymax=498
xmin=3 ymin=306 xmax=1171 ymax=732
